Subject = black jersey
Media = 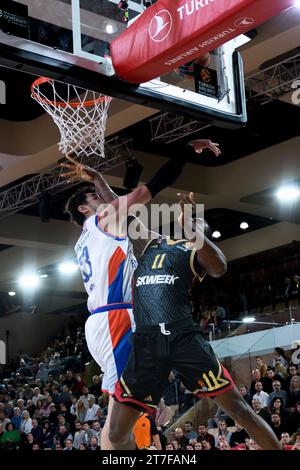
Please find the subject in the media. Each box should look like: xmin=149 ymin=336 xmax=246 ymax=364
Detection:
xmin=133 ymin=238 xmax=204 ymax=326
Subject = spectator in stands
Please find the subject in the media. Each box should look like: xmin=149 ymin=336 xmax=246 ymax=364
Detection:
xmin=194 ymin=442 xmax=203 ymax=450
xmin=47 ymin=374 xmax=60 ymax=389
xmin=76 ymin=399 xmax=87 ymax=423
xmin=31 ymin=418 xmax=43 ymax=444
xmin=60 ymin=385 xmax=72 ymax=406
xmin=22 ymin=432 xmax=35 ymax=450
xmin=89 ymin=375 xmax=102 ymax=398
xmin=19 ymin=410 xmax=32 ymax=435
xmin=5 ymin=401 xmax=14 ymax=420
xmin=269 ymin=381 xmax=288 ymax=407
xmin=64 ymin=438 xmax=74 ymax=451
xmin=229 ymin=422 xmax=249 ymax=447
xmin=291 ymin=431 xmax=300 ymax=447
xmin=32 ymin=399 xmax=44 ymax=420
xmin=285 ymin=364 xmax=300 ymax=390
xmin=24 ymin=399 xmax=34 ymax=417
xmin=52 ymin=387 xmax=62 ymax=407
xmin=0 ymin=422 xmax=21 ymax=449
xmin=54 ymin=425 xmax=72 ymax=448
xmin=166 ymin=443 xmax=176 ymax=450
xmin=197 ymin=424 xmax=215 ymax=448
xmin=89 ymin=435 xmax=100 ymax=450
xmin=269 ymin=397 xmax=289 ymax=430
xmin=85 ymin=397 xmax=99 ymax=422
xmin=48 ymin=405 xmax=58 ymax=427
xmin=23 ymin=384 xmax=34 ymax=402
xmin=56 ymin=414 xmax=70 ymax=433
xmin=79 ymin=442 xmax=88 ymax=450
xmin=270 ymin=413 xmax=285 ymax=440
xmin=214 ymin=420 xmax=232 ymax=447
xmin=155 ymin=398 xmax=173 ymax=428
xmin=253 ymin=382 xmax=270 ymax=408
xmin=255 ymin=356 xmax=268 ymax=377
xmin=11 ymin=407 xmax=22 ymax=431
xmin=40 ymin=396 xmax=54 ymax=419
xmin=288 ymin=376 xmax=300 ymax=412
xmin=252 ymin=398 xmax=270 ymax=423
xmin=82 ymin=422 xmax=95 ymax=447
xmin=238 ymin=384 xmax=252 ymax=405
xmin=63 ymin=371 xmax=76 ymax=391
xmin=80 ymin=386 xmax=94 ymax=409
xmin=201 ymin=439 xmax=212 ymax=450
xmin=184 ymin=421 xmax=197 ymax=440
xmin=32 ymin=387 xmax=44 ymax=407
xmin=42 ymin=420 xmax=54 ymax=449
xmin=281 ymin=432 xmax=292 ymax=448
xmin=216 ymin=435 xmax=231 ymax=450
xmin=273 ymin=348 xmax=288 ymax=369
xmin=92 ymin=421 xmax=102 ymax=443
xmin=265 ymin=367 xmax=285 ymax=393
xmin=73 ymin=374 xmax=86 ymax=396
xmin=73 ymin=421 xmax=85 ymax=449
xmin=133 ymin=413 xmax=162 ymax=450
xmin=36 ymin=363 xmax=49 ymax=384
xmin=70 ymin=396 xmax=77 ymax=417
xmin=250 ymin=369 xmax=270 ymax=396
xmin=173 ymin=427 xmax=189 ymax=450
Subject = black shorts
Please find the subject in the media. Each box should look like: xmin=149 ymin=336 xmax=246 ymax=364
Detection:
xmin=114 ymin=318 xmax=235 ymax=413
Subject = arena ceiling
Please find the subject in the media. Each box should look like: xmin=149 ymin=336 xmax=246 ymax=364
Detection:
xmin=0 ymin=5 xmax=300 ymax=315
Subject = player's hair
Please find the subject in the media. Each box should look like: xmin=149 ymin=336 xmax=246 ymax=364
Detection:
xmin=65 ymin=186 xmax=94 ymax=226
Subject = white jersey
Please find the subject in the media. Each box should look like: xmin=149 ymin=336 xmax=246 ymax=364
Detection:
xmin=75 ymin=214 xmax=138 ymax=313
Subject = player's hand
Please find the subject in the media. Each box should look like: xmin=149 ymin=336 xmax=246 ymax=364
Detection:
xmin=60 ymin=155 xmax=98 ymax=183
xmin=187 ymin=139 xmax=221 ymax=156
xmin=177 ymin=191 xmax=196 ymax=231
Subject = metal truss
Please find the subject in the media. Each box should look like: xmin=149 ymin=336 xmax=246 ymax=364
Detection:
xmin=150 ymin=113 xmax=211 ymax=144
xmin=245 ymin=52 xmax=300 ymax=104
xmin=0 ymin=137 xmax=132 ymax=219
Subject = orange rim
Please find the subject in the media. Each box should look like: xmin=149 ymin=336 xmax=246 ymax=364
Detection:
xmin=31 ymin=77 xmax=111 ymax=108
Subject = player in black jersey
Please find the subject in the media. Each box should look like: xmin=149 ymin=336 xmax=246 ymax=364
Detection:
xmin=109 ymin=193 xmax=281 ymax=450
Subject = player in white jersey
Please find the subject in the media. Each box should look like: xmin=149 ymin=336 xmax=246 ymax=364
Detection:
xmin=62 ymin=140 xmax=220 ymax=448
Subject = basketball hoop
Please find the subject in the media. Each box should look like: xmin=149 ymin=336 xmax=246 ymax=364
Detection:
xmin=31 ymin=77 xmax=112 ymax=159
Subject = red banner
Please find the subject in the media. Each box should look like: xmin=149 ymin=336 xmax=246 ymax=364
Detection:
xmin=111 ymin=0 xmax=295 ymax=84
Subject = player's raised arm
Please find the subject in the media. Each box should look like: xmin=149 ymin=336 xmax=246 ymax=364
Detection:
xmin=101 ymin=139 xmax=221 ymax=235
xmin=178 ymin=192 xmax=227 ymax=278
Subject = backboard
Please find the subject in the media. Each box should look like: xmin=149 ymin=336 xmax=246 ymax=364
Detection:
xmin=0 ymin=0 xmax=247 ymax=126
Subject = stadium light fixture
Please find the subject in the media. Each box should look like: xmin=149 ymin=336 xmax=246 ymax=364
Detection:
xmin=19 ymin=274 xmax=40 ymax=289
xmin=240 ymin=221 xmax=249 ymax=230
xmin=276 ymin=185 xmax=300 ymax=202
xmin=242 ymin=316 xmax=256 ymax=323
xmin=58 ymin=262 xmax=79 ymax=274
xmin=212 ymin=231 xmax=221 ymax=239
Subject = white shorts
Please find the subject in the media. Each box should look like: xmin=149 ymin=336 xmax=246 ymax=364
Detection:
xmin=85 ymin=305 xmax=135 ymax=394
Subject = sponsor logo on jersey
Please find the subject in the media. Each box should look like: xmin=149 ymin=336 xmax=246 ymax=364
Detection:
xmin=136 ymin=274 xmax=179 ymax=286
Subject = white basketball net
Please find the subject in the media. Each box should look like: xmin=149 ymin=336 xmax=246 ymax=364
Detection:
xmin=31 ymin=78 xmax=112 ymax=159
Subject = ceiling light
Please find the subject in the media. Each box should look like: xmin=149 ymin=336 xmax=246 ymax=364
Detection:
xmin=242 ymin=316 xmax=255 ymax=323
xmin=19 ymin=274 xmax=40 ymax=289
xmin=212 ymin=231 xmax=221 ymax=239
xmin=294 ymin=0 xmax=300 ymax=7
xmin=276 ymin=185 xmax=300 ymax=202
xmin=8 ymin=291 xmax=16 ymax=297
xmin=240 ymin=221 xmax=249 ymax=230
xmin=58 ymin=262 xmax=78 ymax=274
xmin=40 ymin=274 xmax=48 ymax=279
xmin=105 ymin=23 xmax=115 ymax=34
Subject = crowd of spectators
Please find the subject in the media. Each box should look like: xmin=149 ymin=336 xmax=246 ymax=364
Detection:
xmin=1 ymin=315 xmax=300 ymax=452
xmin=163 ymin=348 xmax=300 ymax=451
